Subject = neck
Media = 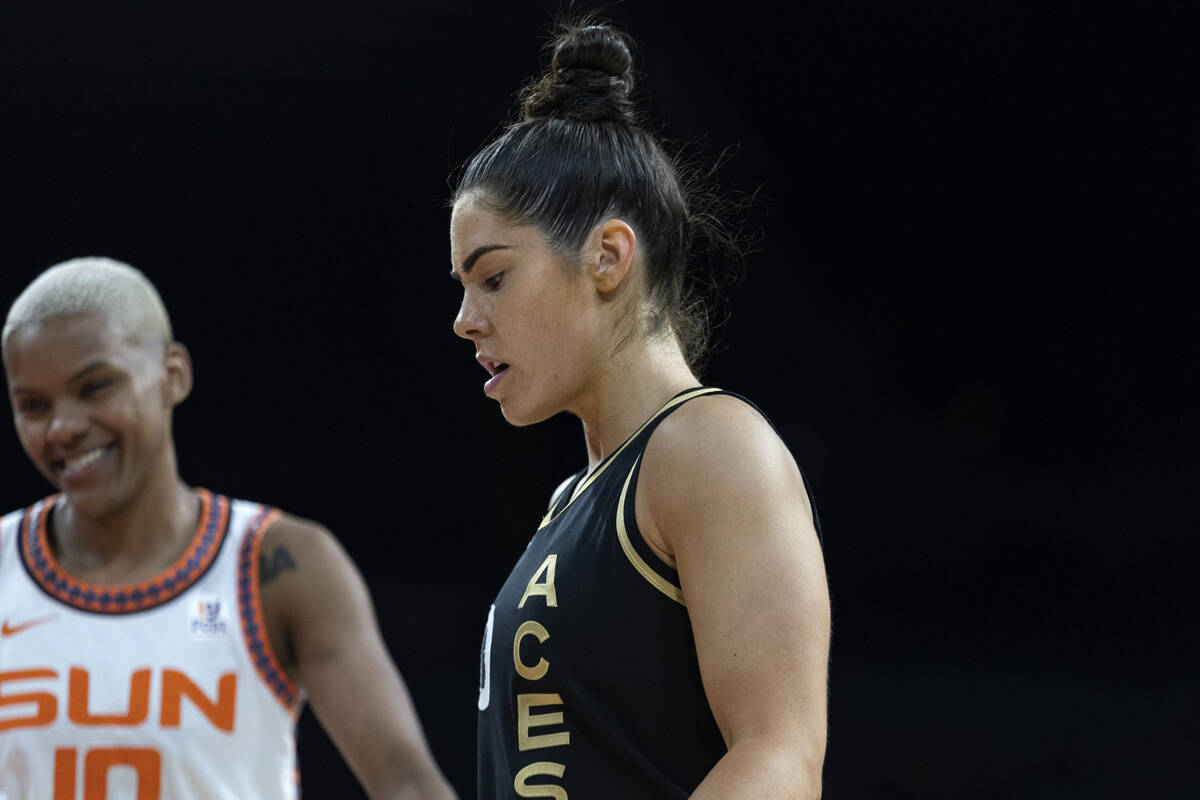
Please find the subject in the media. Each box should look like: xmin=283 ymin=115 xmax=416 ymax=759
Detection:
xmin=573 ymin=337 xmax=699 ymax=469
xmin=52 ymin=456 xmax=198 ymax=584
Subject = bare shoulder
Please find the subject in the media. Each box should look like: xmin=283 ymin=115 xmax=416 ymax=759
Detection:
xmin=259 ymin=512 xmax=346 ymax=574
xmin=257 ymin=512 xmax=363 ymax=603
xmin=645 ymin=393 xmax=803 ymax=490
xmin=256 ymin=512 xmax=368 ymax=670
xmin=638 ymin=393 xmax=814 ymax=552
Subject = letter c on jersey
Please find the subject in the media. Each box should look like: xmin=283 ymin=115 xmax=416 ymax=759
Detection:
xmin=513 ymin=620 xmax=551 ymax=681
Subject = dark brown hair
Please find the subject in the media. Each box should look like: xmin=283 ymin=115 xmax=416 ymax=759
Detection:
xmin=454 ymin=18 xmax=741 ymax=373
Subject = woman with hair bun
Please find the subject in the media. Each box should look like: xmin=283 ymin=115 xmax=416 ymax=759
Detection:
xmin=451 ymin=19 xmax=830 ymax=799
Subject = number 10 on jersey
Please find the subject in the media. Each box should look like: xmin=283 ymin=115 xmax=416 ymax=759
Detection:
xmin=54 ymin=747 xmax=161 ymax=800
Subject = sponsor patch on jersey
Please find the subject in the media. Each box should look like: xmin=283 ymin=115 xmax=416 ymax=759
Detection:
xmin=188 ymin=594 xmax=232 ymax=639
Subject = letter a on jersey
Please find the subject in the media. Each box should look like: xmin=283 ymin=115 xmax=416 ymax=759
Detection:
xmin=518 ymin=554 xmax=559 ymax=609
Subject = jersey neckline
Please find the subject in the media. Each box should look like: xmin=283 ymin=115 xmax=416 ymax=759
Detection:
xmin=19 ymin=488 xmax=232 ymax=614
xmin=538 ymin=386 xmax=720 ymax=530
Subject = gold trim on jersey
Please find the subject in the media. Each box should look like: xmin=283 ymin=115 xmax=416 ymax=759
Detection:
xmin=538 ymin=386 xmax=720 ymax=530
xmin=616 ymin=454 xmax=685 ymax=606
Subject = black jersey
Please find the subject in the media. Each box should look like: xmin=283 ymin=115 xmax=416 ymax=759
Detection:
xmin=477 ymin=386 xmax=822 ymax=798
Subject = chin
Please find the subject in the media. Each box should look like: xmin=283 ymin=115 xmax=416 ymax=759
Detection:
xmin=499 ymin=405 xmax=539 ymax=427
xmin=61 ymin=484 xmax=129 ymax=521
xmin=498 ymin=398 xmax=556 ymax=428
xmin=61 ymin=492 xmax=110 ymax=519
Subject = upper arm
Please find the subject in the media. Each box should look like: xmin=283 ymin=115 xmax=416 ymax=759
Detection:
xmin=259 ymin=517 xmax=454 ymax=799
xmin=637 ymin=397 xmax=830 ymax=787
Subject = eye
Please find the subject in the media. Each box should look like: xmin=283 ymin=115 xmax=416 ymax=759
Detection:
xmin=16 ymin=397 xmax=49 ymax=414
xmin=483 ymin=272 xmax=505 ymax=291
xmin=80 ymin=379 xmax=113 ymax=398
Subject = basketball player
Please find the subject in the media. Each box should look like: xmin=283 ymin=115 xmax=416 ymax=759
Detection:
xmin=452 ymin=19 xmax=831 ymax=800
xmin=0 ymin=257 xmax=457 ymax=800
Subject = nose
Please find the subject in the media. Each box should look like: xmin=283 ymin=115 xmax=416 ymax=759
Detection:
xmin=453 ymin=293 xmax=490 ymax=341
xmin=46 ymin=401 xmax=88 ymax=446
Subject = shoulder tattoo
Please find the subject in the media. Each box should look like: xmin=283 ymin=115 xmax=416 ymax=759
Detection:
xmin=259 ymin=545 xmax=297 ymax=585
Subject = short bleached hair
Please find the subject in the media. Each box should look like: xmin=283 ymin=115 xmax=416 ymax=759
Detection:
xmin=2 ymin=256 xmax=173 ymax=355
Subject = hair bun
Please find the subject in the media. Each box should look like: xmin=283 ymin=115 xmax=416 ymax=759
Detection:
xmin=552 ymin=24 xmax=633 ymax=81
xmin=521 ymin=22 xmax=635 ymax=123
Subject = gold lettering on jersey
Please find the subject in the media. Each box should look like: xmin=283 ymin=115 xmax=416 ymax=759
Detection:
xmin=511 ymin=554 xmax=567 ymax=794
xmin=513 ymin=621 xmax=551 ymax=681
xmin=0 ymin=667 xmax=238 ymax=732
xmin=513 ymin=761 xmax=567 ymax=799
xmin=517 ymin=693 xmax=570 ymax=751
xmin=69 ymin=667 xmax=151 ymax=726
xmin=518 ymin=554 xmax=559 ymax=609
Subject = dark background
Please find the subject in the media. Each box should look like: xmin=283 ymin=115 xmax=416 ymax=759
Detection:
xmin=2 ymin=1 xmax=1195 ymax=797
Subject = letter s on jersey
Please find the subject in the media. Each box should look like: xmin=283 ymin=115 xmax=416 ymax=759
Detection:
xmin=513 ymin=761 xmax=567 ymax=800
xmin=0 ymin=668 xmax=57 ymax=730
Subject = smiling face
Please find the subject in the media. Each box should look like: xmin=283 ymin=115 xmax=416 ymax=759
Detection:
xmin=4 ymin=311 xmax=191 ymax=519
xmin=450 ymin=192 xmax=613 ymax=426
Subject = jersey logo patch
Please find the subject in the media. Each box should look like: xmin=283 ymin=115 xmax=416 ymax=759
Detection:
xmin=188 ymin=595 xmax=231 ymax=639
xmin=1 ymin=613 xmax=57 ymax=637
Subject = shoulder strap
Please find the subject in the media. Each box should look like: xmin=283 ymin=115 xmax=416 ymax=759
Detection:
xmin=538 ymin=387 xmax=723 ymax=531
xmin=568 ymin=386 xmax=722 ymax=503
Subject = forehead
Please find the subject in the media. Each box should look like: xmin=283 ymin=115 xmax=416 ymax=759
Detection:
xmin=451 ymin=195 xmax=505 ymax=249
xmin=450 ymin=194 xmax=546 ymax=264
xmin=4 ymin=313 xmax=148 ymax=382
xmin=450 ymin=193 xmax=497 ymax=232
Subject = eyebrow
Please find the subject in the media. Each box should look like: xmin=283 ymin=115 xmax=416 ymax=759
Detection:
xmin=10 ymin=361 xmax=111 ymax=395
xmin=69 ymin=361 xmax=112 ymax=382
xmin=451 ymin=244 xmax=511 ymax=280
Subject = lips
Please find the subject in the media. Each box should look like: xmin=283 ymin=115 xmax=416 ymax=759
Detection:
xmin=476 ymin=354 xmax=510 ymax=397
xmin=53 ymin=442 xmax=117 ymax=480
xmin=476 ymin=354 xmax=509 ymax=376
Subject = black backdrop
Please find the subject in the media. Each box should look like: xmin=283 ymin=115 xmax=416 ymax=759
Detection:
xmin=2 ymin=1 xmax=1195 ymax=797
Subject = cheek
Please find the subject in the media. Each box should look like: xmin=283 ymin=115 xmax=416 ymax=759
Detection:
xmin=15 ymin=421 xmax=43 ymax=457
xmin=128 ymin=379 xmax=167 ymax=420
xmin=532 ymin=282 xmax=583 ymax=336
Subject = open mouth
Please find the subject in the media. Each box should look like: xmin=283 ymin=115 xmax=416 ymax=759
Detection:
xmin=480 ymin=357 xmax=509 ymax=377
xmin=479 ymin=356 xmax=511 ymax=396
xmin=54 ymin=443 xmax=116 ymax=477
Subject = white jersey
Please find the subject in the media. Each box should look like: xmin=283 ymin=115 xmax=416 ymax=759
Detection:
xmin=0 ymin=490 xmax=304 ymax=800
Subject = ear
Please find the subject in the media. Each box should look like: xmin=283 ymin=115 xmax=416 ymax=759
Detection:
xmin=588 ymin=218 xmax=637 ymax=294
xmin=162 ymin=342 xmax=193 ymax=407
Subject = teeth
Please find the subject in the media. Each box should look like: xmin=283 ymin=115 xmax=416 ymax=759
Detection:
xmin=65 ymin=447 xmax=107 ymax=471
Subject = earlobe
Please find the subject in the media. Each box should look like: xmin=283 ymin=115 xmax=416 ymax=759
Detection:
xmin=592 ymin=219 xmax=637 ymax=294
xmin=163 ymin=343 xmax=194 ymax=406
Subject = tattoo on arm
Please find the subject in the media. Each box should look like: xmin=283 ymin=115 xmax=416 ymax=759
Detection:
xmin=260 ymin=546 xmax=297 ymax=585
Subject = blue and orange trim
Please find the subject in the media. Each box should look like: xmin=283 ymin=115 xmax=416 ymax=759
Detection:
xmin=19 ymin=489 xmax=230 ymax=614
xmin=236 ymin=505 xmax=303 ymax=714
